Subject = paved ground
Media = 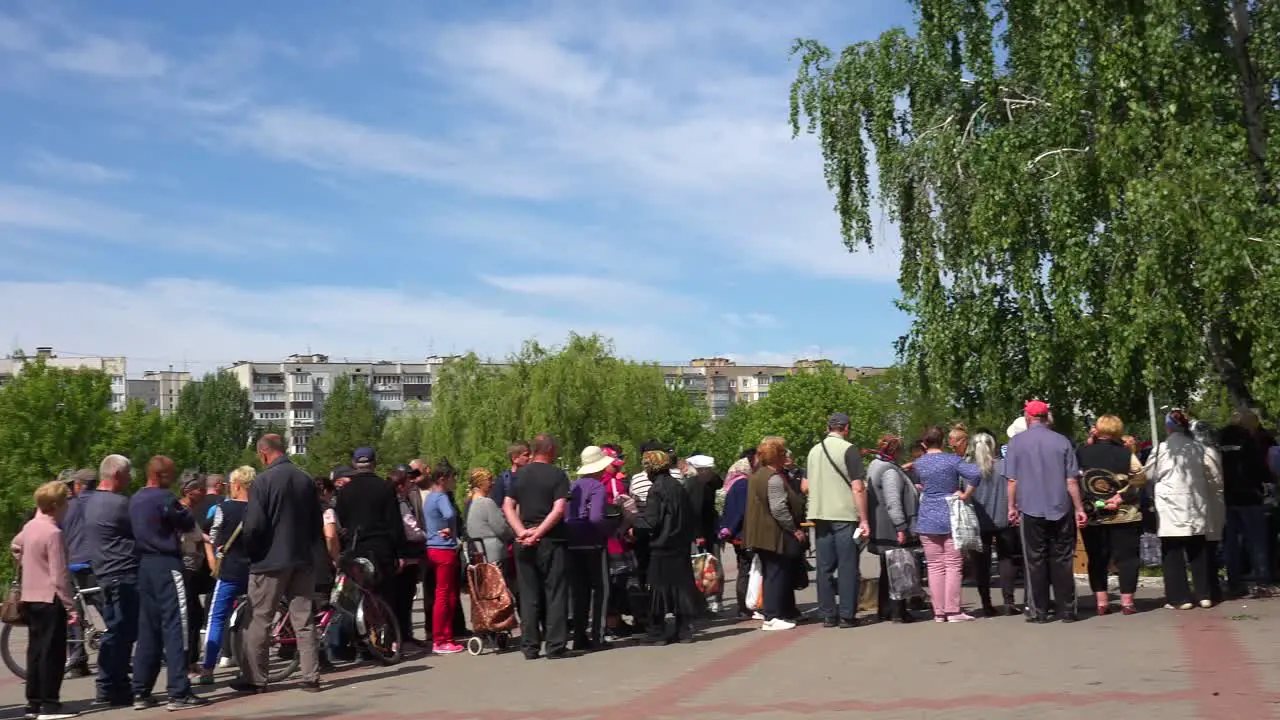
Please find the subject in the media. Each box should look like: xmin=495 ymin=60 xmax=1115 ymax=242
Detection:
xmin=2 ymin=552 xmax=1278 ymax=720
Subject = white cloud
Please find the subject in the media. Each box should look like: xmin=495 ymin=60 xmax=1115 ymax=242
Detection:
xmin=44 ymin=34 xmax=168 ymax=79
xmin=723 ymin=312 xmax=780 ymax=329
xmin=0 ymin=184 xmax=335 ymax=255
xmin=479 ymin=273 xmax=694 ymax=316
xmin=0 ymin=279 xmax=681 ymax=376
xmin=26 ymin=152 xmax=131 ymax=184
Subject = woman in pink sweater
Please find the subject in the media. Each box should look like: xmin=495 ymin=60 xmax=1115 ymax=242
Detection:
xmin=11 ymin=481 xmax=78 ymax=720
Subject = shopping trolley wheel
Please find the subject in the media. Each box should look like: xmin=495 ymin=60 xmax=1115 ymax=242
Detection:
xmin=466 ymin=636 xmax=485 ymax=656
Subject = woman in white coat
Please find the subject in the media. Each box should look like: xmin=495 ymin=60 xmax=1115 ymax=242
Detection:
xmin=1145 ymin=409 xmax=1222 ymax=609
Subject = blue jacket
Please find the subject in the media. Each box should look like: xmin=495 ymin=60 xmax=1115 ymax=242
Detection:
xmin=719 ymin=480 xmax=749 ymax=541
xmin=129 ymin=487 xmax=195 ymax=558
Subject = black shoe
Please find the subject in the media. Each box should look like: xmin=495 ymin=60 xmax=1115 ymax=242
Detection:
xmin=166 ymin=695 xmax=210 ymax=711
xmin=1025 ymin=613 xmax=1050 ymax=624
xmin=822 ymin=617 xmax=839 ymax=628
xmin=95 ymin=695 xmax=132 ymax=708
xmin=639 ymin=634 xmax=669 ymax=647
xmin=1059 ymin=612 xmax=1079 ymax=624
xmin=22 ymin=706 xmax=38 ymax=720
xmin=545 ymin=649 xmax=582 ymax=660
xmin=893 ymin=600 xmax=914 ymax=625
xmin=65 ymin=664 xmax=91 ymax=678
xmin=1001 ymin=603 xmax=1020 ymax=617
xmin=299 ymin=680 xmax=322 ymax=693
xmin=523 ymin=651 xmax=541 ymax=661
xmin=228 ymin=680 xmax=266 ymax=695
xmin=573 ymin=637 xmax=597 ymax=652
xmin=838 ymin=618 xmax=858 ymax=629
xmin=133 ymin=695 xmax=160 ymax=711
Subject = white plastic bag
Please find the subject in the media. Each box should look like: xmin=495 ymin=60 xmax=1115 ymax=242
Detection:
xmin=744 ymin=554 xmax=764 ymax=610
xmin=947 ymin=494 xmax=982 ymax=553
xmin=884 ymin=547 xmax=922 ymax=600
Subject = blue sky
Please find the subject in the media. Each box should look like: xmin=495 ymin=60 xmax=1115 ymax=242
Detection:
xmin=0 ymin=0 xmax=913 ymax=376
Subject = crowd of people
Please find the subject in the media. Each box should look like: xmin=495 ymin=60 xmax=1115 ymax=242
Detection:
xmin=7 ymin=401 xmax=1279 ymax=719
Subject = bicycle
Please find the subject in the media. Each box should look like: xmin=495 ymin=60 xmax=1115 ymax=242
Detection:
xmin=1 ymin=581 xmax=104 ymax=680
xmin=226 ymin=557 xmax=402 ymax=683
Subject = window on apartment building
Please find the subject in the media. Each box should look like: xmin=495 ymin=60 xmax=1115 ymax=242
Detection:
xmin=403 ymin=375 xmax=428 ymax=384
xmin=253 ymin=392 xmax=280 ymax=402
xmin=292 ymin=373 xmax=311 ymax=385
xmin=293 ymin=392 xmax=313 ymax=402
xmin=294 ymin=409 xmax=314 ymax=420
xmin=313 ymin=377 xmax=326 ymax=390
xmin=111 ymin=375 xmax=125 ymax=385
xmin=758 ymin=391 xmax=769 ymax=399
xmin=377 ymin=393 xmax=403 ymax=402
xmin=373 ymin=375 xmax=401 ymax=385
xmin=111 ymin=394 xmax=123 ymax=405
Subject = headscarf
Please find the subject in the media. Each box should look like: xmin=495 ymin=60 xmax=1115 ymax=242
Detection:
xmin=642 ymin=450 xmax=672 ymax=475
xmin=875 ymin=435 xmax=903 ymax=463
xmin=1166 ymin=409 xmax=1191 ymax=433
xmin=723 ymin=457 xmax=752 ymax=494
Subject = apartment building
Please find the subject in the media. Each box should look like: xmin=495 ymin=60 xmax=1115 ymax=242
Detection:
xmin=126 ymin=370 xmax=193 ymax=415
xmin=661 ymin=357 xmax=887 ymax=421
xmin=0 ymin=347 xmax=130 ymax=411
xmin=227 ymin=354 xmax=450 ymax=456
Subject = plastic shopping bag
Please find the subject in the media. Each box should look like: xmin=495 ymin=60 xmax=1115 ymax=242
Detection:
xmin=744 ymin=554 xmax=764 ymax=610
xmin=691 ymin=552 xmax=723 ymax=596
xmin=947 ymin=494 xmax=983 ymax=553
xmin=885 ymin=547 xmax=922 ymax=601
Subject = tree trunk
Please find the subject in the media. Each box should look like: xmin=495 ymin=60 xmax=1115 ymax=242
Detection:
xmin=1205 ymin=320 xmax=1256 ymax=411
xmin=1228 ymin=0 xmax=1273 ymax=205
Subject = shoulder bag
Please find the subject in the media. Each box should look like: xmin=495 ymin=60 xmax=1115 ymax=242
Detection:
xmin=0 ymin=573 xmax=23 ymax=626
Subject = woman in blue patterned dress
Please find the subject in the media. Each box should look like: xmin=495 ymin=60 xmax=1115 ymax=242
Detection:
xmin=912 ymin=426 xmax=983 ymax=622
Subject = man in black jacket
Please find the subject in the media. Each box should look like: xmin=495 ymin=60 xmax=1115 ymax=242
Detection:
xmin=336 ymin=448 xmax=406 ymax=609
xmin=236 ymin=434 xmax=323 ymax=694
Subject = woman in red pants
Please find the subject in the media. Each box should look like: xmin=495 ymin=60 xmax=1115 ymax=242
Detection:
xmin=423 ymin=460 xmax=463 ymax=654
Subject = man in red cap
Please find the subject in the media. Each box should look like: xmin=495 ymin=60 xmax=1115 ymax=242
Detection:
xmin=1005 ymin=400 xmax=1087 ymax=623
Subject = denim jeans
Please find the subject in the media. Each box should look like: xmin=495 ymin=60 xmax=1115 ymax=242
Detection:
xmin=95 ymin=574 xmax=138 ymax=701
xmin=813 ymin=520 xmax=860 ymax=622
xmin=1224 ymin=505 xmax=1272 ymax=590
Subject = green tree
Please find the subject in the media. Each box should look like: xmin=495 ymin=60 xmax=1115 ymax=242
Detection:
xmin=737 ymin=368 xmax=880 ymax=465
xmin=379 ymin=406 xmax=429 ymax=471
xmin=703 ymin=401 xmax=758 ymax=472
xmin=790 ymin=0 xmax=1280 ymax=423
xmin=0 ymin=360 xmax=114 ymax=574
xmin=307 ymin=375 xmax=386 ymax=475
xmin=425 ymin=334 xmax=707 ymax=475
xmin=175 ymin=371 xmax=254 ymax=474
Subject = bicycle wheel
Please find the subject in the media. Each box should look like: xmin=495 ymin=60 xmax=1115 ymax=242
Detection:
xmin=233 ymin=603 xmax=300 ymax=684
xmin=1 ymin=623 xmax=27 ymax=679
xmin=357 ymin=595 xmax=402 ymax=665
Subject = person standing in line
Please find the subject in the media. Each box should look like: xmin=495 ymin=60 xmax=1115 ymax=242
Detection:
xmin=491 ymin=442 xmax=532 ymax=508
xmin=237 ymin=435 xmax=323 ymax=694
xmin=389 ymin=465 xmax=426 ymax=648
xmin=176 ymin=474 xmax=210 ymax=675
xmin=967 ymin=431 xmax=1022 ymax=617
xmin=128 ymin=456 xmax=208 ymax=710
xmin=1076 ymin=415 xmax=1147 ymax=616
xmin=422 ymin=460 xmax=464 ymax=655
xmin=744 ymin=437 xmax=806 ymax=632
xmin=12 ymin=481 xmax=78 ymax=720
xmin=1217 ymin=410 xmax=1274 ymax=597
xmin=804 ymin=413 xmax=871 ymax=629
xmin=503 ymin=434 xmax=574 ymax=660
xmin=196 ymin=474 xmax=226 ymax=531
xmin=81 ymin=455 xmax=138 ymax=707
xmin=1006 ymin=401 xmax=1087 ymax=624
xmin=718 ymin=456 xmax=756 ymax=619
xmin=912 ymin=427 xmax=982 ymax=622
xmin=566 ymin=446 xmax=613 ymax=651
xmin=1147 ymin=410 xmax=1220 ymax=609
xmin=866 ymin=435 xmax=920 ymax=623
xmin=683 ymin=454 xmax=723 ymax=613
xmin=198 ymin=466 xmax=254 ymax=686
xmin=336 ymin=449 xmax=405 ymax=611
xmin=59 ymin=468 xmax=98 ymax=678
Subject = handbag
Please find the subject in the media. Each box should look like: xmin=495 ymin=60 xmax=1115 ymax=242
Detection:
xmin=947 ymin=495 xmax=982 ymax=553
xmin=1 ymin=577 xmax=23 ymax=626
xmin=691 ymin=552 xmax=722 ymax=595
xmin=885 ymin=546 xmax=923 ymax=600
xmin=744 ymin=555 xmax=764 ymax=610
xmin=210 ymin=523 xmax=242 ymax=578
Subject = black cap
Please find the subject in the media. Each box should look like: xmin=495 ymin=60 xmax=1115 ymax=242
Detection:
xmin=330 ymin=465 xmax=354 ymax=481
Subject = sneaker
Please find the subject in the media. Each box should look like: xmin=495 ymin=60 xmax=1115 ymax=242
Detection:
xmin=934 ymin=615 xmax=947 ymax=623
xmin=217 ymin=656 xmax=234 ymax=669
xmin=37 ymin=712 xmax=78 ymax=720
xmin=166 ymin=695 xmax=210 ymax=711
xmin=22 ymin=707 xmax=38 ymax=720
xmin=751 ymin=611 xmax=764 ymax=621
xmin=1164 ymin=603 xmax=1194 ymax=610
xmin=228 ymin=680 xmax=266 ymax=695
xmin=64 ymin=664 xmax=91 ymax=678
xmin=947 ymin=612 xmax=977 ymax=623
xmin=134 ymin=696 xmax=160 ymax=711
xmin=433 ymin=642 xmax=465 ymax=655
xmin=707 ymin=599 xmax=721 ymax=614
xmin=761 ymin=618 xmax=796 ymax=632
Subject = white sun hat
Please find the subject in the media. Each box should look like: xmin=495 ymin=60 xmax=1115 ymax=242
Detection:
xmin=576 ymin=446 xmax=615 ymax=476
